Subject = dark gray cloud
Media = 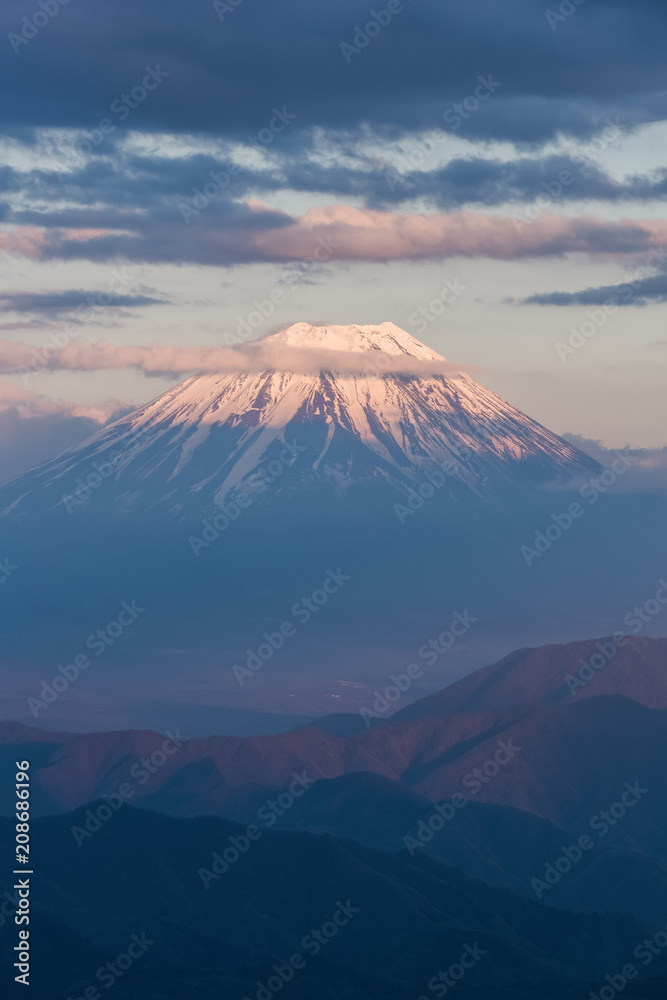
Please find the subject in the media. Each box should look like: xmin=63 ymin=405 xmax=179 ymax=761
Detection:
xmin=0 ymin=410 xmax=101 ymax=485
xmin=0 ymin=0 xmax=666 ymax=145
xmin=366 ymin=155 xmax=660 ymax=209
xmin=0 ymin=289 xmax=168 ymax=314
xmin=5 ymin=149 xmax=667 ymax=234
xmin=522 ymin=269 xmax=667 ymax=307
xmin=563 ymin=434 xmax=667 ymax=494
xmin=1 ymin=0 xmax=666 ymax=269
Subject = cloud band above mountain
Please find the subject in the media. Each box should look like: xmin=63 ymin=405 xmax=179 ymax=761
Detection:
xmin=0 ymin=337 xmax=473 ymax=379
xmin=3 ymin=208 xmax=667 ymax=267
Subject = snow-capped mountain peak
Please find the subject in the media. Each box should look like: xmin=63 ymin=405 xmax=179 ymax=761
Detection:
xmin=0 ymin=322 xmax=599 ymax=519
xmin=263 ymin=321 xmax=442 ymax=360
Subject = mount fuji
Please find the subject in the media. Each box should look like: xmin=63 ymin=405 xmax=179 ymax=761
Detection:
xmin=4 ymin=322 xmax=666 ymax=733
xmin=0 ymin=322 xmax=598 ymax=521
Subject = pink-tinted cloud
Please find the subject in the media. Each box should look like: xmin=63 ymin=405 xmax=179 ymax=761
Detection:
xmin=0 ymin=338 xmax=471 ymax=378
xmin=564 ymin=434 xmax=667 ymax=495
xmin=255 ymin=206 xmax=667 ymax=262
xmin=4 ymin=208 xmax=667 ymax=266
xmin=0 ymin=386 xmax=127 ymax=485
xmin=0 ymin=227 xmax=47 ymax=259
xmin=0 ymin=380 xmax=122 ymax=423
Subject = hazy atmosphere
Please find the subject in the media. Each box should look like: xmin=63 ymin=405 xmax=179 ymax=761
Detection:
xmin=2 ymin=4 xmax=667 ymax=999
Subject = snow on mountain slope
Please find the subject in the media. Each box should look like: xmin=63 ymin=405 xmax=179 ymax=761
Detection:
xmin=0 ymin=322 xmax=598 ymax=519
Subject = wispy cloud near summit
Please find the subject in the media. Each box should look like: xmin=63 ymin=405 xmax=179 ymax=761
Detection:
xmin=0 ymin=336 xmax=473 ymax=380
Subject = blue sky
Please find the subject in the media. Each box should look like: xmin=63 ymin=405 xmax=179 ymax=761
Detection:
xmin=1 ymin=0 xmax=667 ymax=465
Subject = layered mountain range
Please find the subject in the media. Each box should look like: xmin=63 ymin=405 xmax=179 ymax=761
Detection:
xmin=3 ymin=635 xmax=667 ymax=999
xmin=4 ymin=805 xmax=666 ymax=1000
xmin=3 ymin=635 xmax=667 ymax=928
